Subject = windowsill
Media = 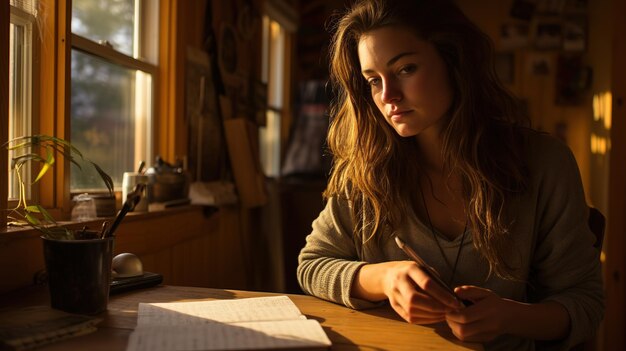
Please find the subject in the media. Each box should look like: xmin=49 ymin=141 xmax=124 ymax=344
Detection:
xmin=1 ymin=204 xmax=219 ymax=239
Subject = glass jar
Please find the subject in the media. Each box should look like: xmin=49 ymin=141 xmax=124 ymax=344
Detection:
xmin=71 ymin=193 xmax=97 ymax=221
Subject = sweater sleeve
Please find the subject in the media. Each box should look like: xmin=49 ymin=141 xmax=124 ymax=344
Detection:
xmin=297 ymin=196 xmax=382 ymax=309
xmin=529 ymin=136 xmax=604 ymax=350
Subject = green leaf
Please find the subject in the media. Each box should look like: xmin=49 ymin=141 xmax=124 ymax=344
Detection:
xmin=89 ymin=161 xmax=114 ymax=194
xmin=25 ymin=205 xmax=41 ymax=213
xmin=24 ymin=212 xmax=41 ymax=226
xmin=48 ymin=144 xmax=82 ymax=169
xmin=39 ymin=206 xmax=56 ymax=223
xmin=41 ymin=226 xmax=73 ymax=240
xmin=33 ymin=150 xmax=55 ymax=183
xmin=11 ymin=154 xmax=45 ymax=169
xmin=6 ymin=134 xmax=114 ymax=238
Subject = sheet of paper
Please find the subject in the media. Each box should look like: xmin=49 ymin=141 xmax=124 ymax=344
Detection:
xmin=127 ymin=319 xmax=331 ymax=351
xmin=137 ymin=296 xmax=306 ymax=325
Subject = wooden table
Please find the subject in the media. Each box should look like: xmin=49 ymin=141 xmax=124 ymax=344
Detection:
xmin=3 ymin=285 xmax=483 ymax=350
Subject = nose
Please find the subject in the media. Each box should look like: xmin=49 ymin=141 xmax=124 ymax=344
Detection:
xmin=380 ymin=79 xmax=402 ymax=104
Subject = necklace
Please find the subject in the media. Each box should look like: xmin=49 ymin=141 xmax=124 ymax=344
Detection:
xmin=420 ymin=189 xmax=468 ymax=287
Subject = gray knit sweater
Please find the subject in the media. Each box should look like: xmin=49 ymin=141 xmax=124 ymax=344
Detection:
xmin=297 ymin=131 xmax=604 ymax=351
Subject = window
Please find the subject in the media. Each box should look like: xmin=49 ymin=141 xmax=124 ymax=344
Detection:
xmin=259 ymin=16 xmax=285 ymax=177
xmin=260 ymin=2 xmax=295 ymax=178
xmin=8 ymin=1 xmax=38 ymax=203
xmin=70 ymin=0 xmax=158 ymax=192
xmin=3 ymin=0 xmax=176 ymax=229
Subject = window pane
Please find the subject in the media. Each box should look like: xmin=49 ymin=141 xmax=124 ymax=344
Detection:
xmin=70 ymin=50 xmax=152 ymax=191
xmin=259 ymin=17 xmax=285 ymax=177
xmin=259 ymin=110 xmax=281 ymax=177
xmin=8 ymin=17 xmax=33 ymax=201
xmin=8 ymin=22 xmax=19 ymax=201
xmin=9 ymin=0 xmax=38 ymax=16
xmin=72 ymin=0 xmax=136 ymax=57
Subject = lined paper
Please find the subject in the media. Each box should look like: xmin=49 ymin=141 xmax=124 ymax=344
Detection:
xmin=126 ymin=296 xmax=331 ymax=351
xmin=137 ymin=296 xmax=306 ymax=325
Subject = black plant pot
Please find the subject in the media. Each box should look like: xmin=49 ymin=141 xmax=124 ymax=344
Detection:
xmin=42 ymin=233 xmax=114 ymax=315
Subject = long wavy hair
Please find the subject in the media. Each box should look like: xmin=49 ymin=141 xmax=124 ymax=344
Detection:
xmin=324 ymin=0 xmax=529 ymax=278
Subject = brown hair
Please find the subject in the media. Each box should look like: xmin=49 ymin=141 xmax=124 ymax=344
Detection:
xmin=324 ymin=0 xmax=529 ymax=278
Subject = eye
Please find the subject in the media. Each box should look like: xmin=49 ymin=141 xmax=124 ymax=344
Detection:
xmin=366 ymin=77 xmax=381 ymax=87
xmin=399 ymin=64 xmax=417 ymax=75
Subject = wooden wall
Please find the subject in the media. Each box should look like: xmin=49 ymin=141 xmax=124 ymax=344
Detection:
xmin=0 ymin=206 xmax=254 ymax=294
xmin=457 ymin=0 xmax=597 ymax=205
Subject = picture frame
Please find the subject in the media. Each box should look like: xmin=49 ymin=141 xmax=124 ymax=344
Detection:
xmin=555 ymin=54 xmax=592 ymax=105
xmin=534 ymin=21 xmax=563 ymax=50
xmin=564 ymin=0 xmax=587 ymax=13
xmin=562 ymin=16 xmax=587 ymax=51
xmin=535 ymin=0 xmax=567 ymax=15
xmin=528 ymin=53 xmax=552 ymax=75
xmin=500 ymin=23 xmax=530 ymax=50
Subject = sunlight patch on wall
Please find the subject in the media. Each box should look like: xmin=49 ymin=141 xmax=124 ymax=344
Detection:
xmin=591 ymin=91 xmax=612 ymax=155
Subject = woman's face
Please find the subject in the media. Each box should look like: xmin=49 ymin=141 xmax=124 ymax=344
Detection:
xmin=358 ymin=26 xmax=453 ymax=138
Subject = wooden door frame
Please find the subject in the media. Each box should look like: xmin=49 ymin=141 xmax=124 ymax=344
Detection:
xmin=605 ymin=0 xmax=626 ymax=348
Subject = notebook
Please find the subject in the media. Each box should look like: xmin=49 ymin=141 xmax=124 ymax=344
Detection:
xmin=126 ymin=295 xmax=332 ymax=351
xmin=0 ymin=305 xmax=101 ymax=350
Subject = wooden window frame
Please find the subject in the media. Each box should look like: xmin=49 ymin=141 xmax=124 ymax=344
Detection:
xmin=1 ymin=2 xmax=9 ymax=229
xmin=2 ymin=0 xmax=180 ymax=230
xmin=259 ymin=11 xmax=295 ymax=178
xmin=8 ymin=5 xmax=40 ymax=208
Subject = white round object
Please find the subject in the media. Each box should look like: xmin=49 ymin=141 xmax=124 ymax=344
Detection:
xmin=112 ymin=252 xmax=144 ymax=278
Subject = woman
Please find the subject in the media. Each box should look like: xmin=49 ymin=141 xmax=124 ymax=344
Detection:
xmin=296 ymin=1 xmax=604 ymax=350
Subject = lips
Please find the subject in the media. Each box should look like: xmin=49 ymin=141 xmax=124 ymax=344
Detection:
xmin=388 ymin=110 xmax=412 ymax=119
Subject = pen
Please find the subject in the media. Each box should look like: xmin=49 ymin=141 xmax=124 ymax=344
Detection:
xmin=394 ymin=236 xmax=471 ymax=307
xmin=104 ymin=183 xmax=145 ymax=238
xmin=137 ymin=160 xmax=146 ymax=175
xmin=99 ymin=221 xmax=109 ymax=239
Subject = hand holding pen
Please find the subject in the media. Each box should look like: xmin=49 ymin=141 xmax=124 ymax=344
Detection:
xmin=395 ymin=236 xmax=472 ymax=307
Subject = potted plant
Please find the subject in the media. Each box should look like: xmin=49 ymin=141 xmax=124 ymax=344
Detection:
xmin=3 ymin=135 xmax=115 ymax=315
xmin=5 ymin=135 xmax=113 ymax=237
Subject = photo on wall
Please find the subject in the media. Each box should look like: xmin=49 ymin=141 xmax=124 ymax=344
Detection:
xmin=562 ymin=16 xmax=587 ymax=51
xmin=534 ymin=21 xmax=563 ymax=50
xmin=527 ymin=53 xmax=552 ymax=76
xmin=564 ymin=0 xmax=587 ymax=13
xmin=500 ymin=23 xmax=530 ymax=50
xmin=555 ymin=54 xmax=592 ymax=105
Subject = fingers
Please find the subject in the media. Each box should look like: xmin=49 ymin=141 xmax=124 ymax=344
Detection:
xmin=446 ymin=314 xmax=501 ymax=343
xmin=448 ymin=320 xmax=499 ymax=343
xmin=446 ymin=286 xmax=493 ymax=325
xmin=444 ymin=286 xmax=507 ymax=343
xmin=390 ymin=296 xmax=446 ymax=325
xmin=399 ymin=266 xmax=457 ymax=312
xmin=445 ymin=307 xmax=479 ymax=325
xmin=405 ymin=290 xmax=448 ymax=315
xmin=386 ymin=261 xmax=477 ymax=325
xmin=387 ymin=263 xmax=451 ymax=324
xmin=454 ymin=285 xmax=491 ymax=302
xmin=407 ymin=266 xmax=464 ymax=310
